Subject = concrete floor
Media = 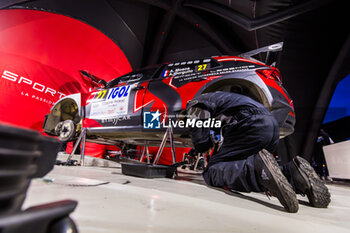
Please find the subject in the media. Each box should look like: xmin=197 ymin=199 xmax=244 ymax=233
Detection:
xmin=24 ymin=163 xmax=350 ymax=233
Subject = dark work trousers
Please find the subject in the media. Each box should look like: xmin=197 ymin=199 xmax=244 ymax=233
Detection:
xmin=202 ymin=107 xmax=280 ymax=192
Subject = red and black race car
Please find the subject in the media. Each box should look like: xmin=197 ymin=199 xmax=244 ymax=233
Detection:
xmin=43 ymin=43 xmax=295 ymax=147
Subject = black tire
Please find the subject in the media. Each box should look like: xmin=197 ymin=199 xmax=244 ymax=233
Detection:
xmin=57 ymin=120 xmax=76 ymax=142
xmin=0 ymin=124 xmax=40 ymax=214
xmin=49 ymin=217 xmax=78 ymax=233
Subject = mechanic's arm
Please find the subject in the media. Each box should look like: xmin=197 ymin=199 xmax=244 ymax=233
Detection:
xmin=191 ymin=126 xmax=212 ymax=153
xmin=187 ymin=107 xmax=213 ymax=153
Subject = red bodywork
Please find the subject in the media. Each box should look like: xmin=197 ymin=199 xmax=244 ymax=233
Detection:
xmin=53 ymin=56 xmax=295 ymax=164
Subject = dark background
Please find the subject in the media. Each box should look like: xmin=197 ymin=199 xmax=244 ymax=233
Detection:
xmin=1 ymin=0 xmax=349 ymax=163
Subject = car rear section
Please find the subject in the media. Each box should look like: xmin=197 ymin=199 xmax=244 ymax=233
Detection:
xmin=188 ymin=56 xmax=295 ymax=138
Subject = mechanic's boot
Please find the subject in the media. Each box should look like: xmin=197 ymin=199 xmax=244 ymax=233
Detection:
xmin=255 ymin=150 xmax=299 ymax=213
xmin=291 ymin=156 xmax=331 ymax=208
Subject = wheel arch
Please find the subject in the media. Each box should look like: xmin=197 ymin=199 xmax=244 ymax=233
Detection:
xmin=43 ymin=94 xmax=82 ymax=135
xmin=200 ymin=76 xmax=273 ymax=109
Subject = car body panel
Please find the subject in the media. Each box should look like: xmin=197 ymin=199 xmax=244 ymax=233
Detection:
xmin=43 ymin=56 xmax=295 ymax=146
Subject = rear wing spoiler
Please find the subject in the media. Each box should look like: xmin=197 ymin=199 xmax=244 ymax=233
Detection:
xmin=238 ymin=42 xmax=283 ymax=66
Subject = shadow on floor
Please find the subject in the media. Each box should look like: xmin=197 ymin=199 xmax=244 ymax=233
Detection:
xmin=175 ymin=170 xmax=287 ymax=212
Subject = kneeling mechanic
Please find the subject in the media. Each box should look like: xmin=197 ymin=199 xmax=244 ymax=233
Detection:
xmin=186 ymin=92 xmax=330 ymax=213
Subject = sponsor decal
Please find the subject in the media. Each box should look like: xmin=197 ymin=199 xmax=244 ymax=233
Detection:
xmin=101 ymin=115 xmax=131 ymax=125
xmin=90 ymin=85 xmax=131 ymax=119
xmin=143 ymin=111 xmax=221 ymax=129
xmin=107 ymin=86 xmax=130 ymax=99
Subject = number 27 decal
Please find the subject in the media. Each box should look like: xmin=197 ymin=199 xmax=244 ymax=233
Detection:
xmin=197 ymin=64 xmax=207 ymax=71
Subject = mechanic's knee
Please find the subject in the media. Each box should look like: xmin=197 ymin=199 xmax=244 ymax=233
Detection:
xmin=202 ymin=163 xmax=225 ymax=187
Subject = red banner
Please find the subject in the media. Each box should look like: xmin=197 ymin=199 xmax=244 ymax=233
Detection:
xmin=0 ymin=9 xmax=132 ymax=157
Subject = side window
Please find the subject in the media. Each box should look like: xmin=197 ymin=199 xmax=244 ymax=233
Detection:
xmin=159 ymin=58 xmax=221 ymax=79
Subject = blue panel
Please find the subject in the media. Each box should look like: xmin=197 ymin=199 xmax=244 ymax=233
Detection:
xmin=323 ymin=74 xmax=350 ymax=123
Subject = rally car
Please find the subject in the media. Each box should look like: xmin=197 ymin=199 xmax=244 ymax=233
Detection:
xmin=43 ymin=43 xmax=295 ymax=147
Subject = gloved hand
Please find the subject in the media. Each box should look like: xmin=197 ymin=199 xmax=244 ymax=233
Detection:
xmin=210 ymin=130 xmax=221 ymax=143
xmin=210 ymin=130 xmax=223 ymax=151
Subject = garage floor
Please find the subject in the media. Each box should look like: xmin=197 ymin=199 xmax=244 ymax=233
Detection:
xmin=24 ymin=163 xmax=350 ymax=233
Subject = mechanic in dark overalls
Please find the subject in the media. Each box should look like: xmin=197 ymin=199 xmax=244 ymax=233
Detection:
xmin=186 ymin=92 xmax=330 ymax=212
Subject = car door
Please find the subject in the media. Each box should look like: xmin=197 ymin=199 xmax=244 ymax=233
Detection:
xmin=142 ymin=59 xmax=214 ymax=131
xmin=85 ymin=67 xmax=159 ymax=130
